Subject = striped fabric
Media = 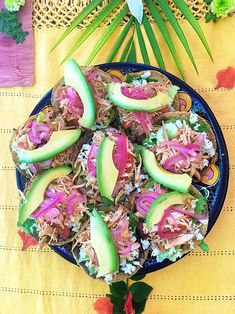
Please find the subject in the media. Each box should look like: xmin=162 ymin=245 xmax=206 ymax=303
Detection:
xmin=0 ymin=16 xmax=234 ymax=314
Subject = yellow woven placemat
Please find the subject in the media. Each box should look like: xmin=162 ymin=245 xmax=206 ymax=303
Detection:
xmin=0 ymin=16 xmax=235 ymax=314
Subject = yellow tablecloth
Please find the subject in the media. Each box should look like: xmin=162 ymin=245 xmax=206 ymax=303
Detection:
xmin=1 ymin=17 xmax=235 ymax=314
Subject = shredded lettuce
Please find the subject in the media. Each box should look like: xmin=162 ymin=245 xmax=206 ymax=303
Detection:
xmin=156 ymin=247 xmax=183 ymax=263
xmin=194 ymin=195 xmax=207 ymax=215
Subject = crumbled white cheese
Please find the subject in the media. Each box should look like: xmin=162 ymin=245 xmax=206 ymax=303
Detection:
xmin=195 ymin=229 xmax=204 ymax=240
xmin=201 ymin=159 xmax=209 ymax=168
xmin=189 ymin=113 xmax=198 ymax=124
xmin=131 ymin=250 xmax=140 ymax=258
xmin=202 ymin=137 xmax=215 ymax=157
xmin=141 ymin=239 xmax=150 ymax=250
xmin=193 ymin=123 xmax=201 ymax=131
xmin=123 ymin=182 xmax=135 ymax=194
xmin=141 ymin=71 xmax=151 ymax=79
xmin=120 ymin=263 xmax=136 ymax=274
xmin=132 ymin=79 xmax=148 ymax=86
xmin=188 ymin=240 xmax=195 ymax=250
xmin=151 ymin=244 xmax=161 ymax=257
xmin=175 ymin=119 xmax=183 ymax=129
xmin=77 ymin=143 xmax=92 ymax=161
xmin=104 ymin=274 xmax=113 ymax=283
xmin=191 ymin=199 xmax=198 ymax=210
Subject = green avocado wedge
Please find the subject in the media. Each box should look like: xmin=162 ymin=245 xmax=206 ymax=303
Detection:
xmin=141 ymin=147 xmax=192 ymax=193
xmin=18 ymin=166 xmax=72 ymax=225
xmin=107 ymin=82 xmax=170 ymax=112
xmin=97 ymin=136 xmax=119 ymax=201
xmin=90 ymin=208 xmax=119 ymax=278
xmin=146 ymin=191 xmax=193 ymax=230
xmin=18 ymin=129 xmax=81 ymax=163
xmin=64 ymin=59 xmax=96 ymax=129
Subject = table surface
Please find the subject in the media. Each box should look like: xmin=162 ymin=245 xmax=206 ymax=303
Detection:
xmin=0 ymin=14 xmax=235 ymax=314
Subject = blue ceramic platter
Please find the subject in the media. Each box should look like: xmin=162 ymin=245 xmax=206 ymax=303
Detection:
xmin=16 ymin=62 xmax=229 ymax=274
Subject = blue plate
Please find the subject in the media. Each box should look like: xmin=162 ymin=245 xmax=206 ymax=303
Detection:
xmin=16 ymin=62 xmax=229 ymax=274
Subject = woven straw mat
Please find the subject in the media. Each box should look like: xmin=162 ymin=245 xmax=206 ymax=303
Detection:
xmin=33 ymin=0 xmax=209 ymax=29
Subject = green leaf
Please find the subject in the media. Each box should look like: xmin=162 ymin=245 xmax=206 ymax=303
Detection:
xmin=133 ymin=299 xmax=148 ymax=314
xmin=107 ymin=16 xmax=134 ymax=63
xmin=127 ymin=40 xmax=136 ymax=62
xmin=146 ymin=0 xmax=185 ymax=80
xmin=50 ymin=0 xmax=103 ymax=52
xmin=172 ymin=0 xmax=213 ymax=61
xmin=61 ymin=0 xmax=122 ymax=64
xmin=142 ymin=13 xmax=165 ymax=70
xmin=109 ymin=281 xmax=128 ymax=298
xmin=145 ymin=180 xmax=155 ymax=189
xmin=198 ymin=240 xmax=210 ymax=252
xmin=205 ymin=11 xmax=216 ymax=23
xmin=120 ymin=36 xmax=133 ymax=62
xmin=106 ymin=294 xmax=125 ymax=314
xmin=156 ymin=0 xmax=198 ymax=74
xmin=102 ymin=197 xmax=114 ymax=206
xmin=129 ymin=282 xmax=153 ymax=303
xmin=135 ymin=20 xmax=150 ymax=65
xmin=131 ymin=273 xmax=146 ymax=281
xmin=85 ymin=4 xmax=129 ymax=65
xmin=129 ymin=212 xmax=137 ymax=233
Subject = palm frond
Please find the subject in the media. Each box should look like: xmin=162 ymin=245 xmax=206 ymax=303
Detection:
xmin=127 ymin=40 xmax=136 ymax=62
xmin=156 ymin=0 xmax=198 ymax=74
xmin=85 ymin=4 xmax=129 ymax=65
xmin=146 ymin=0 xmax=185 ymax=80
xmin=172 ymin=0 xmax=213 ymax=61
xmin=50 ymin=0 xmax=103 ymax=52
xmin=60 ymin=0 xmax=122 ymax=64
xmin=106 ymin=16 xmax=134 ymax=63
xmin=120 ymin=35 xmax=133 ymax=62
xmin=142 ymin=13 xmax=165 ymax=69
xmin=135 ymin=20 xmax=150 ymax=65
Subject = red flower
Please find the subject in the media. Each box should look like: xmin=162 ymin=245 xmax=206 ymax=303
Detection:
xmin=17 ymin=230 xmax=38 ymax=250
xmin=124 ymin=292 xmax=135 ymax=314
xmin=215 ymin=66 xmax=235 ymax=90
xmin=93 ymin=297 xmax=114 ymax=314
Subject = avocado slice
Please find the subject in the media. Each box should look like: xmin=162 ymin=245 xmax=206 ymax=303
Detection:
xmin=18 ymin=166 xmax=72 ymax=225
xmin=90 ymin=208 xmax=119 ymax=277
xmin=64 ymin=59 xmax=96 ymax=129
xmin=18 ymin=129 xmax=81 ymax=163
xmin=146 ymin=191 xmax=193 ymax=229
xmin=97 ymin=137 xmax=119 ymax=201
xmin=142 ymin=147 xmax=192 ymax=193
xmin=107 ymin=83 xmax=170 ymax=112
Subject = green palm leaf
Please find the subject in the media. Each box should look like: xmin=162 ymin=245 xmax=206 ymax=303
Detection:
xmin=60 ymin=0 xmax=122 ymax=64
xmin=50 ymin=0 xmax=103 ymax=52
xmin=146 ymin=0 xmax=185 ymax=80
xmin=156 ymin=0 xmax=198 ymax=74
xmin=172 ymin=0 xmax=213 ymax=61
xmin=142 ymin=14 xmax=165 ymax=69
xmin=127 ymin=40 xmax=136 ymax=62
xmin=85 ymin=4 xmax=129 ymax=65
xmin=120 ymin=36 xmax=133 ymax=62
xmin=106 ymin=16 xmax=134 ymax=63
xmin=135 ymin=20 xmax=150 ymax=65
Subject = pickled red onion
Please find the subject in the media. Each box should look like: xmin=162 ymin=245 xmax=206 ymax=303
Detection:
xmin=33 ymin=192 xmax=65 ymax=218
xmin=136 ymin=191 xmax=160 ymax=216
xmin=134 ymin=111 xmax=153 ymax=133
xmin=121 ymin=86 xmax=149 ymax=100
xmin=87 ymin=144 xmax=99 ymax=177
xmin=112 ymin=133 xmax=128 ymax=178
xmin=173 ymin=207 xmax=207 ymax=222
